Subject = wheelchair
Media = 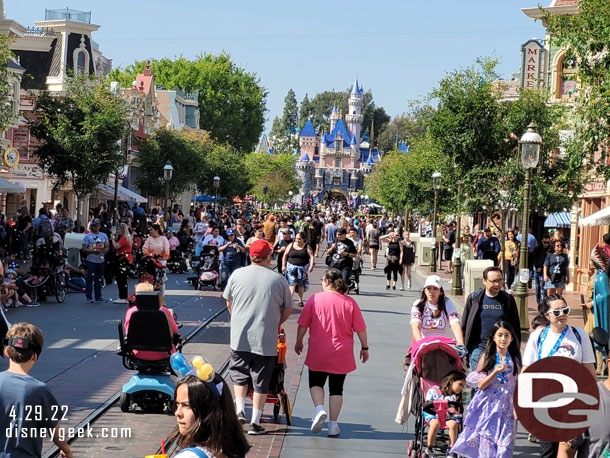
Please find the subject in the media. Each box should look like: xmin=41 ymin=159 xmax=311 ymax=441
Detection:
xmin=117 ymin=291 xmax=183 ymax=413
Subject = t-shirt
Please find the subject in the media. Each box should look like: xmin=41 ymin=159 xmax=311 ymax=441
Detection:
xmin=193 ymin=222 xmax=208 ymax=245
xmin=278 ymin=227 xmax=295 ymax=240
xmin=175 ymin=446 xmax=219 ymax=458
xmin=479 ymin=294 xmax=504 ymax=344
xmin=222 ymin=239 xmax=244 ymax=265
xmin=444 ymin=230 xmax=456 ymax=249
xmin=82 ymin=231 xmax=109 ymax=263
xmin=0 ymin=371 xmax=61 ymax=457
xmin=202 ymin=234 xmax=225 ymax=247
xmin=298 ymin=291 xmax=366 ymax=374
xmin=325 ymin=224 xmax=338 ymax=244
xmin=329 ymin=237 xmax=357 ymax=270
xmin=410 ymin=299 xmax=460 ymax=339
xmin=544 ymin=253 xmax=568 ymax=280
xmin=582 ymin=381 xmax=610 ymax=458
xmin=168 ymin=236 xmax=180 ymax=251
xmin=311 ymin=220 xmax=324 ymax=238
xmin=522 ymin=326 xmax=595 ymax=366
xmin=368 ymin=228 xmax=380 ymax=246
xmin=222 ymin=265 xmax=292 ymax=356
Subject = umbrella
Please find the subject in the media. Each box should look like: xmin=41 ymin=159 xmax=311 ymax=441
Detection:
xmin=579 ymin=206 xmax=610 ymax=227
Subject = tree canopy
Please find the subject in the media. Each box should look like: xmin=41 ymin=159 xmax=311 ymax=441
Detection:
xmin=270 ymin=89 xmax=299 ymax=154
xmin=0 ymin=35 xmax=17 ymax=133
xmin=244 ymin=153 xmax=300 ymax=205
xmin=29 ymin=78 xmax=128 ymax=205
xmin=107 ymin=53 xmax=267 ymax=153
xmin=545 ymin=0 xmax=610 ymax=178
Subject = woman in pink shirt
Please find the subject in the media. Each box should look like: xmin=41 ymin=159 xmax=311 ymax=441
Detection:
xmin=295 ymin=268 xmax=369 ymax=437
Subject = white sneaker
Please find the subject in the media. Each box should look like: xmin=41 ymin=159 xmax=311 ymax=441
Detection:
xmin=113 ymin=299 xmax=128 ymax=304
xmin=328 ymin=422 xmax=340 ymax=437
xmin=400 ymin=286 xmax=405 ymax=291
xmin=311 ymin=409 xmax=327 ymax=434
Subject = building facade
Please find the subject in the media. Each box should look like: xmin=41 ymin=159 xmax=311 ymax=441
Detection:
xmin=296 ymin=77 xmax=380 ymax=204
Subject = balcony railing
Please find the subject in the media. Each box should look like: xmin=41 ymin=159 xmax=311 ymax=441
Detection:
xmin=45 ymin=8 xmax=91 ymax=24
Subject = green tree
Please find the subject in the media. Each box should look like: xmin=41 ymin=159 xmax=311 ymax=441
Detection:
xmin=244 ymin=152 xmax=300 ymax=205
xmin=270 ymin=89 xmax=299 ymax=154
xmin=108 ymin=53 xmax=267 ymax=152
xmin=0 ymin=35 xmax=17 ymax=132
xmin=197 ymin=142 xmax=251 ymax=200
xmin=544 ymin=0 xmax=610 ymax=178
xmin=298 ymin=93 xmax=312 ymax=129
xmin=29 ymin=78 xmax=128 ymax=216
xmin=134 ymin=128 xmax=204 ymax=204
xmin=377 ymin=105 xmax=435 ymax=152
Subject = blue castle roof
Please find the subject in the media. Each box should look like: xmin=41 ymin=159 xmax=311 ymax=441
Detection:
xmin=299 ymin=119 xmax=317 ymax=137
xmin=351 ymin=76 xmax=363 ymax=95
xmin=359 ymin=148 xmax=381 ymax=163
xmin=399 ymin=142 xmax=410 ymax=152
xmin=325 ymin=119 xmax=352 ymax=148
xmin=301 ymin=153 xmax=310 ymax=162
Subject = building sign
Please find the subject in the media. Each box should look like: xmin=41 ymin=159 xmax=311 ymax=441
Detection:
xmin=1 ymin=163 xmax=45 ymax=179
xmin=521 ymin=39 xmax=545 ymax=89
xmin=584 ymin=180 xmax=607 ymax=194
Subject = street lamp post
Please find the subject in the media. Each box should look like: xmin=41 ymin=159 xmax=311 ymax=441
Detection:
xmin=213 ymin=175 xmax=220 ymax=216
xmin=288 ymin=191 xmax=293 ymax=209
xmin=364 ymin=195 xmax=369 ymax=207
xmin=514 ymin=123 xmax=542 ymax=332
xmin=451 ymin=182 xmax=463 ymax=295
xmin=262 ymin=184 xmax=268 ymax=209
xmin=163 ymin=161 xmax=174 ymax=216
xmin=430 ymin=172 xmax=441 ymax=273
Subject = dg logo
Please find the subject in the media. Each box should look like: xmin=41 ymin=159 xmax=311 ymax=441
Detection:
xmin=514 ymin=356 xmax=600 ymax=442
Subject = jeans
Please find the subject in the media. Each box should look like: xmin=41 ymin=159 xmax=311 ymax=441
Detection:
xmin=534 ymin=269 xmax=546 ymax=304
xmin=20 ymin=232 xmax=29 ymax=258
xmin=86 ymin=261 xmax=105 ymax=301
xmin=340 ymin=266 xmax=351 ymax=282
xmin=469 ymin=344 xmax=486 ymax=370
xmin=220 ymin=261 xmax=241 ymax=289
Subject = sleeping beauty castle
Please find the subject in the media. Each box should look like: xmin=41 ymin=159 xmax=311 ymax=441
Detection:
xmin=296 ymin=76 xmax=381 ymax=205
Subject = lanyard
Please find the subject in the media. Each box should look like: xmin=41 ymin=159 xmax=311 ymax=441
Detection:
xmin=495 ymin=350 xmax=511 ymax=384
xmin=537 ymin=325 xmax=569 ymax=360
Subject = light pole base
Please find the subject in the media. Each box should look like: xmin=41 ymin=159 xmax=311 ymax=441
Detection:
xmin=514 ymin=281 xmax=530 ymax=332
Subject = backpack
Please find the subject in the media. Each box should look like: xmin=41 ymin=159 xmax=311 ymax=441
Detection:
xmin=36 ymin=218 xmax=53 ymax=241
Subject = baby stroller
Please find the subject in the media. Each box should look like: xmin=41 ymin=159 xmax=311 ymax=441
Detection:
xmin=137 ymin=255 xmax=167 ymax=291
xmin=348 ymin=255 xmax=362 ymax=295
xmin=167 ymin=250 xmax=188 ymax=274
xmin=194 ymin=245 xmax=220 ymax=290
xmin=401 ymin=337 xmax=465 ymax=458
xmin=26 ymin=242 xmax=67 ymax=303
xmin=247 ymin=329 xmax=292 ymax=425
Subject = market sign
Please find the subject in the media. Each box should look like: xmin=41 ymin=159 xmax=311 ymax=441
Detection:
xmin=521 ymin=39 xmax=545 ymax=89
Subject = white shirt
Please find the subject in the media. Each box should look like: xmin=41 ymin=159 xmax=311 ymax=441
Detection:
xmin=523 ymin=326 xmax=595 ymax=366
xmin=202 ymin=234 xmax=225 ymax=247
xmin=410 ymin=299 xmax=460 ymax=339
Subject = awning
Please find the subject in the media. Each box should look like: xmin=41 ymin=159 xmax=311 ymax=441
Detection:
xmin=579 ymin=206 xmax=610 ymax=227
xmin=544 ymin=212 xmax=571 ymax=228
xmin=0 ymin=178 xmax=25 ymax=194
xmin=192 ymin=195 xmax=215 ymax=203
xmin=97 ymin=183 xmax=147 ymax=203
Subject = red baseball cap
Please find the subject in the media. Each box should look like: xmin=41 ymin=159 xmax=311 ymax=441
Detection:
xmin=249 ymin=239 xmax=272 ymax=259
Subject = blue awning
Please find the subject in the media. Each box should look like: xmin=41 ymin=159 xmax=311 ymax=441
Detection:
xmin=544 ymin=211 xmax=571 ymax=228
xmin=192 ymin=195 xmax=215 ymax=202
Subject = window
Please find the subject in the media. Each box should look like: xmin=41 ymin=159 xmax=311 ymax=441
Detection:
xmin=335 ymin=158 xmax=341 ymax=168
xmin=314 ymin=146 xmax=319 ymax=156
xmin=335 ymin=139 xmax=342 ymax=152
xmin=76 ymin=51 xmax=86 ymax=76
xmin=12 ymin=127 xmax=29 ymax=159
xmin=560 ymin=57 xmax=577 ymax=98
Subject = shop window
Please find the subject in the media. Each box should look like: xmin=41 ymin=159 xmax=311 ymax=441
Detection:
xmin=12 ymin=126 xmax=29 ymax=159
xmin=559 ymin=55 xmax=577 ymax=98
xmin=76 ymin=51 xmax=86 ymax=76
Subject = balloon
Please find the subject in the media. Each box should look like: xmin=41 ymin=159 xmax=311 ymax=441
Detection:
xmin=192 ymin=356 xmax=204 ymax=369
xmin=171 ymin=353 xmax=191 ymax=377
xmin=197 ymin=363 xmax=214 ymax=382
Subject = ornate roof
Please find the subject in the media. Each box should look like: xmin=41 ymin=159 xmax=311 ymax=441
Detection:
xmin=325 ymin=119 xmax=351 ymax=147
xmin=299 ymin=119 xmax=317 ymax=137
xmin=301 ymin=153 xmax=310 ymax=162
xmin=350 ymin=75 xmax=363 ymax=95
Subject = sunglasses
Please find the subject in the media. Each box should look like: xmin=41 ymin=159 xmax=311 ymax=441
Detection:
xmin=546 ymin=306 xmax=570 ymax=317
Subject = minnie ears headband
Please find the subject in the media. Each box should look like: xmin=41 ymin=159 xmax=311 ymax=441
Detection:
xmin=171 ymin=353 xmax=223 ymax=400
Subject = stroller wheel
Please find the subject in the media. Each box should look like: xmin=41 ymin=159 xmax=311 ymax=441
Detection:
xmin=280 ymin=392 xmax=292 ymax=426
xmin=120 ymin=392 xmax=131 ymax=413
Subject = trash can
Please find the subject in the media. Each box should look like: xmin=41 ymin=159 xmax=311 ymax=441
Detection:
xmin=419 ymin=238 xmax=434 ymax=266
xmin=64 ymin=232 xmax=86 ymax=268
xmin=463 ymin=259 xmax=494 ymax=298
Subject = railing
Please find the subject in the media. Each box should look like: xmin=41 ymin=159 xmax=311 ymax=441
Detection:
xmin=45 ymin=8 xmax=91 ymax=23
xmin=25 ymin=26 xmax=60 ymax=37
xmin=175 ymin=88 xmax=199 ymax=101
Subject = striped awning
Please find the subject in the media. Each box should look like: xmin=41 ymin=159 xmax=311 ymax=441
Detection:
xmin=544 ymin=211 xmax=571 ymax=228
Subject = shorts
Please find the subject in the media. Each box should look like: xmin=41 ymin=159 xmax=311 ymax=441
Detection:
xmin=423 ymin=411 xmax=462 ymax=425
xmin=308 ymin=369 xmax=347 ymax=396
xmin=229 ymin=350 xmax=276 ymax=394
xmin=544 ymin=281 xmax=565 ymax=289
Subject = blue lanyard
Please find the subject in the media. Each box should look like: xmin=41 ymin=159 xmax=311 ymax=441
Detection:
xmin=495 ymin=350 xmax=510 ymax=384
xmin=537 ymin=325 xmax=569 ymax=360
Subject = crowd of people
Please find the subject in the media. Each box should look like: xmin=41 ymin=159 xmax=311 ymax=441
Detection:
xmin=1 ymin=200 xmax=608 ymax=458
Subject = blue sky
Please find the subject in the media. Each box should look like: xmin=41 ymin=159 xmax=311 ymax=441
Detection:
xmin=8 ymin=1 xmax=546 ymax=131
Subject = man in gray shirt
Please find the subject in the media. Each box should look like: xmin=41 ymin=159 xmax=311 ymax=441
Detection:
xmin=223 ymin=239 xmax=292 ymax=435
xmin=582 ymin=346 xmax=610 ymax=457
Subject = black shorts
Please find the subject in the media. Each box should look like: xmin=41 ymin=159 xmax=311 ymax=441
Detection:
xmin=229 ymin=350 xmax=276 ymax=394
xmin=308 ymin=369 xmax=347 ymax=396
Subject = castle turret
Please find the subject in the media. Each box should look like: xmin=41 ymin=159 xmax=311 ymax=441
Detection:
xmin=346 ymin=76 xmax=364 ymax=148
xmin=330 ymin=105 xmax=339 ymax=132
